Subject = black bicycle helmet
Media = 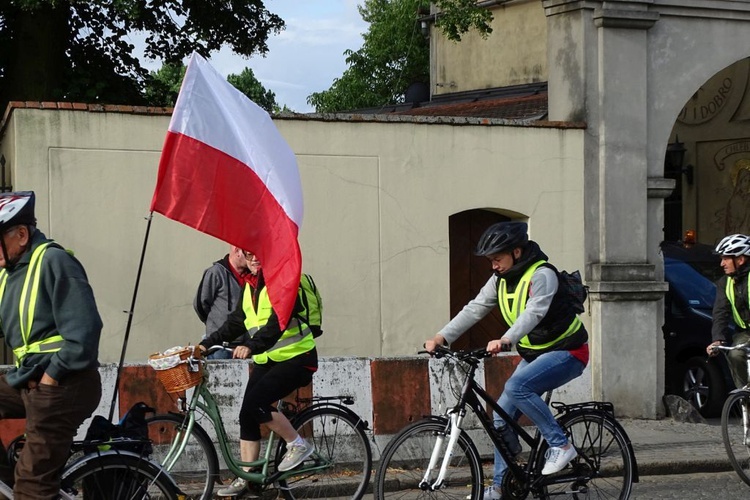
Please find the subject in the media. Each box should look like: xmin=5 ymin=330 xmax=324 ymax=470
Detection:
xmin=475 ymin=221 xmax=528 ymax=256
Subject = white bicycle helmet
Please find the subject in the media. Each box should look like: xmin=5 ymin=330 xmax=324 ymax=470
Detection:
xmin=714 ymin=234 xmax=750 ymax=256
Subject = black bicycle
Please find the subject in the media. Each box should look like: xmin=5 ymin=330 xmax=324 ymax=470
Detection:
xmin=712 ymin=341 xmax=750 ymax=486
xmin=374 ymin=345 xmax=638 ymax=499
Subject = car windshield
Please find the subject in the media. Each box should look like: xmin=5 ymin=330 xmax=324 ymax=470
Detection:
xmin=664 ymin=257 xmax=716 ymax=309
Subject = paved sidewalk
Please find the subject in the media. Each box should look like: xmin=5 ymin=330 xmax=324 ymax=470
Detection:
xmin=619 ymin=417 xmax=731 ymax=476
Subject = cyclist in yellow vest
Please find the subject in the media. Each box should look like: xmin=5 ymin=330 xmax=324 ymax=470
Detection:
xmin=425 ymin=221 xmax=588 ymax=500
xmin=199 ymin=250 xmax=320 ymax=498
xmin=707 ymin=233 xmax=750 ymax=388
xmin=0 ymin=191 xmax=102 ymax=499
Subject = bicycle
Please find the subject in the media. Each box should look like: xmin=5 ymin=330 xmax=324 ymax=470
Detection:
xmin=0 ymin=436 xmax=181 ymax=499
xmin=146 ymin=345 xmax=373 ymax=500
xmin=374 ymin=345 xmax=638 ymax=500
xmin=711 ymin=341 xmax=750 ymax=486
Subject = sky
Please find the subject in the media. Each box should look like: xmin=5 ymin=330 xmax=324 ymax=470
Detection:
xmin=137 ymin=0 xmax=368 ymax=113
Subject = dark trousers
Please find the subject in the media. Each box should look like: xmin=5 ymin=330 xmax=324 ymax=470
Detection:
xmin=239 ymin=352 xmax=315 ymax=441
xmin=0 ymin=370 xmax=101 ymax=500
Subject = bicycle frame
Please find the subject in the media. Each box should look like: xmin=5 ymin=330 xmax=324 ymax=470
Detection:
xmin=420 ymin=353 xmax=546 ymax=491
xmin=160 ymin=364 xmax=332 ymax=487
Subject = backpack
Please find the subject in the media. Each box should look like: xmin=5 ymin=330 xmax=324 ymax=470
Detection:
xmin=558 ymin=269 xmax=588 ymax=314
xmin=296 ymin=274 xmax=323 ymax=337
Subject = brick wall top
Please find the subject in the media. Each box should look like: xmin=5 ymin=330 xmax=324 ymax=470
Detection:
xmin=1 ymin=101 xmax=175 ymax=138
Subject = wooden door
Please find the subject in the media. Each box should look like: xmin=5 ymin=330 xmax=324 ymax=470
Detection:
xmin=448 ymin=210 xmax=510 ymax=350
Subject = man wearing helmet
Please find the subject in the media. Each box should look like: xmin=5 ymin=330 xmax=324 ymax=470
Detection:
xmin=707 ymin=233 xmax=750 ymax=388
xmin=425 ymin=221 xmax=588 ymax=500
xmin=0 ymin=191 xmax=102 ymax=499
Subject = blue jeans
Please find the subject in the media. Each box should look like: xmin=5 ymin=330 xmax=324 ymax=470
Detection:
xmin=207 ymin=348 xmax=232 ymax=360
xmin=492 ymin=350 xmax=585 ymax=486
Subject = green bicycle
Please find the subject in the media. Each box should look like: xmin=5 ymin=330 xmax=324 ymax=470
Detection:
xmin=146 ymin=345 xmax=373 ymax=499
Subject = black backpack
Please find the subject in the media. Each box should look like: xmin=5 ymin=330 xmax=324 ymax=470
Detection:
xmin=557 ymin=269 xmax=588 ymax=314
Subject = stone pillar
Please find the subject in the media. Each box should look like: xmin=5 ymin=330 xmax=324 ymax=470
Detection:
xmin=544 ymin=0 xmax=668 ymax=417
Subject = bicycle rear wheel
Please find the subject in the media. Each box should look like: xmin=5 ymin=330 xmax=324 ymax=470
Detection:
xmin=61 ymin=452 xmax=180 ymax=499
xmin=277 ymin=405 xmax=373 ymax=499
xmin=721 ymin=389 xmax=750 ymax=486
xmin=537 ymin=410 xmax=634 ymax=500
xmin=146 ymin=413 xmax=220 ymax=500
xmin=373 ymin=419 xmax=483 ymax=500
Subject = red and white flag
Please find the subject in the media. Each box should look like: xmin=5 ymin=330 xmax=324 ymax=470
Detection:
xmin=151 ymin=53 xmax=303 ymax=328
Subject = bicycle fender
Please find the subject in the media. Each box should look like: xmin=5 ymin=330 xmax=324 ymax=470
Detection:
xmin=728 ymin=387 xmax=750 ymax=396
xmin=292 ymin=402 xmax=371 ymax=432
xmin=62 ymin=449 xmax=183 ymax=492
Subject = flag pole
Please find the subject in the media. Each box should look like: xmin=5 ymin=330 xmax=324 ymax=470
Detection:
xmin=108 ymin=212 xmax=154 ymax=422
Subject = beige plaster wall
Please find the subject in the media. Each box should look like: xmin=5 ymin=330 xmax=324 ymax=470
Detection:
xmin=0 ymin=109 xmax=584 ymax=363
xmin=432 ymin=0 xmax=547 ymax=95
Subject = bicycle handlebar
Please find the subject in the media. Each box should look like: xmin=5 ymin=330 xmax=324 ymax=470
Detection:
xmin=419 ymin=344 xmax=494 ymax=361
xmin=710 ymin=341 xmax=750 ymax=355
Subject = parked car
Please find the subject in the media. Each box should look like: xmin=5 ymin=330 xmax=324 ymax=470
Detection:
xmin=662 ymin=240 xmax=734 ymax=417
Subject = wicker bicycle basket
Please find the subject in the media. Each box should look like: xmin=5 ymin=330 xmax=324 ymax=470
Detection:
xmin=149 ymin=346 xmax=203 ymax=393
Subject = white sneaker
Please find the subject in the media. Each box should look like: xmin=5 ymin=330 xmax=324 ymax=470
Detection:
xmin=483 ymin=484 xmax=502 ymax=499
xmin=216 ymin=477 xmax=248 ymax=497
xmin=278 ymin=439 xmax=315 ymax=471
xmin=541 ymin=445 xmax=577 ymax=475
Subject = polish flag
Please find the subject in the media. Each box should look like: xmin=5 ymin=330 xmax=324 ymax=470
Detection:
xmin=150 ymin=53 xmax=303 ymax=328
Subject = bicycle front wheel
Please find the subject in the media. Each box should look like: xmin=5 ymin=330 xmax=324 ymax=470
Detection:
xmin=537 ymin=410 xmax=634 ymax=500
xmin=61 ymin=452 xmax=180 ymax=499
xmin=374 ymin=419 xmax=483 ymax=500
xmin=721 ymin=389 xmax=750 ymax=486
xmin=146 ymin=413 xmax=220 ymax=500
xmin=277 ymin=405 xmax=373 ymax=500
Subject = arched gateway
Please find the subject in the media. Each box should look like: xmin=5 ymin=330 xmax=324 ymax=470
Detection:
xmin=544 ymin=0 xmax=750 ymax=416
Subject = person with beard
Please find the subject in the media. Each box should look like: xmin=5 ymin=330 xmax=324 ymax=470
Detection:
xmin=424 ymin=221 xmax=588 ymax=499
xmin=194 ymin=245 xmax=251 ymax=360
xmin=707 ymin=234 xmax=750 ymax=389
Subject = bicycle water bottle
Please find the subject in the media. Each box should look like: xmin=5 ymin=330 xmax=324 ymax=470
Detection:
xmin=495 ymin=422 xmax=522 ymax=456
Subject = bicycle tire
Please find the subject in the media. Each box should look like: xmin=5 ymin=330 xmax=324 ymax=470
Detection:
xmin=277 ymin=405 xmax=373 ymax=500
xmin=146 ymin=413 xmax=220 ymax=500
xmin=61 ymin=451 xmax=180 ymax=499
xmin=373 ymin=418 xmax=483 ymax=500
xmin=721 ymin=389 xmax=750 ymax=486
xmin=536 ymin=410 xmax=634 ymax=500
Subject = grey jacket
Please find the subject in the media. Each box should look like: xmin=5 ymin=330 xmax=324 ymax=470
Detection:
xmin=194 ymin=255 xmax=249 ymax=347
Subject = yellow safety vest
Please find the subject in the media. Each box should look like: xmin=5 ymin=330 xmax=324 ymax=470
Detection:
xmin=726 ymin=276 xmax=749 ymax=329
xmin=498 ymin=260 xmax=582 ymax=351
xmin=242 ymin=282 xmax=315 ymax=364
xmin=0 ymin=242 xmax=64 ymax=367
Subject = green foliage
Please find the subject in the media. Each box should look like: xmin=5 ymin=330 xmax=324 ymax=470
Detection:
xmin=306 ymin=0 xmax=493 ymax=113
xmin=227 ymin=68 xmax=279 ymax=114
xmin=0 ymin=0 xmax=284 ymax=111
xmin=144 ymin=63 xmax=187 ymax=107
xmin=307 ymin=0 xmax=430 ymax=113
xmin=434 ymin=0 xmax=493 ymax=42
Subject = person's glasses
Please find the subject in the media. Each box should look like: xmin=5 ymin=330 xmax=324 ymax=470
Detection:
xmin=243 ymin=251 xmax=256 ymax=260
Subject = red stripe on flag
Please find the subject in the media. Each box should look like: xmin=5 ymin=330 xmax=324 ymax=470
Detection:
xmin=151 ymin=132 xmax=301 ymax=328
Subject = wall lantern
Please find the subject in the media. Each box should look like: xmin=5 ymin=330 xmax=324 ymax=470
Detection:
xmin=665 ymin=137 xmax=694 ymax=185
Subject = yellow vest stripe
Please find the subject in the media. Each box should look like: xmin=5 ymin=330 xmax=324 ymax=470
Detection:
xmin=498 ymin=260 xmax=582 ymax=350
xmin=0 ymin=243 xmax=65 ymax=366
xmin=726 ymin=277 xmax=748 ymax=329
xmin=242 ymin=283 xmax=315 ymax=364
